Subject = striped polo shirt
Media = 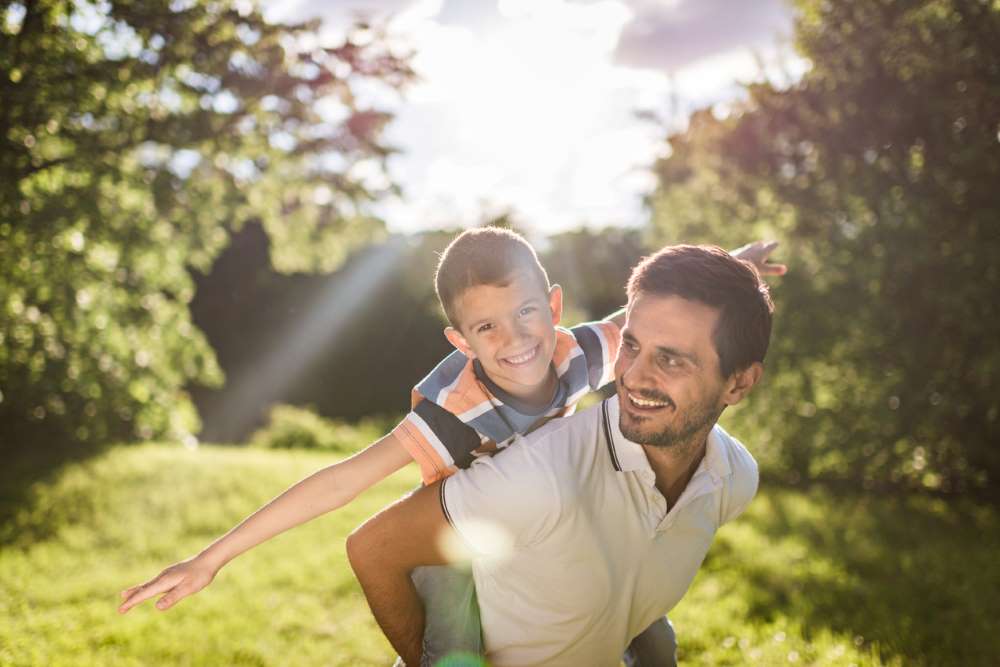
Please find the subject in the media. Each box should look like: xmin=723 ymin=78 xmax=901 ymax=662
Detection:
xmin=392 ymin=321 xmax=621 ymax=485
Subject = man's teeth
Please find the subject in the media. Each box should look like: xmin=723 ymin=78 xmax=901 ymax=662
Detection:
xmin=505 ymin=347 xmax=537 ymax=364
xmin=628 ymin=393 xmax=669 ymax=408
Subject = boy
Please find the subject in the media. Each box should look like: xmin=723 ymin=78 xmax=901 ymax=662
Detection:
xmin=119 ymin=228 xmax=782 ymax=664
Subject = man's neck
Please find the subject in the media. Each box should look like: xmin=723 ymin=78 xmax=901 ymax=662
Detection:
xmin=642 ymin=426 xmax=712 ymax=508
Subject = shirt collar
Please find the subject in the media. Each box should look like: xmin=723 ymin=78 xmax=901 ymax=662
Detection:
xmin=603 ymin=396 xmax=731 ymax=481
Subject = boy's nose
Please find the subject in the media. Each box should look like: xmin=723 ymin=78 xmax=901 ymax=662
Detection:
xmin=505 ymin=321 xmax=531 ymax=345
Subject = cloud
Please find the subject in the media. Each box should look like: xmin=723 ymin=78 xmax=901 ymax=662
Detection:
xmin=611 ymin=0 xmax=793 ymax=71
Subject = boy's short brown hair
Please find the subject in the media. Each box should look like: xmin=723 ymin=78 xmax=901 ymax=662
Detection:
xmin=626 ymin=245 xmax=773 ymax=377
xmin=435 ymin=227 xmax=550 ymax=329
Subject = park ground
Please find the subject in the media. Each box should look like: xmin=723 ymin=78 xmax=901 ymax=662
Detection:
xmin=2 ymin=442 xmax=998 ymax=666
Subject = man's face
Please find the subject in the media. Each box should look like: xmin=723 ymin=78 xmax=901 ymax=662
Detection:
xmin=446 ymin=273 xmax=562 ymax=401
xmin=615 ymin=293 xmax=728 ymax=448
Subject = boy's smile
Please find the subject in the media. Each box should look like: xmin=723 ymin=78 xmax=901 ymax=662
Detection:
xmin=445 ymin=273 xmax=563 ymax=407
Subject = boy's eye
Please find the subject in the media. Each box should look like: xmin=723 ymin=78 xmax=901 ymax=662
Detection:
xmin=519 ymin=306 xmax=537 ymax=317
xmin=476 ymin=323 xmax=493 ymax=334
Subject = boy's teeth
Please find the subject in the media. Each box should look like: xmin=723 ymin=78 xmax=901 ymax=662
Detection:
xmin=505 ymin=347 xmax=537 ymax=364
xmin=628 ymin=393 xmax=669 ymax=408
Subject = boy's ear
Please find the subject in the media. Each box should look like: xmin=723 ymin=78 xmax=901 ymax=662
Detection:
xmin=722 ymin=362 xmax=763 ymax=406
xmin=444 ymin=327 xmax=475 ymax=358
xmin=548 ymin=284 xmax=563 ymax=326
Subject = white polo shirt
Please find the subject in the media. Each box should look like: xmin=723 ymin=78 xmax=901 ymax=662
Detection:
xmin=440 ymin=396 xmax=758 ymax=667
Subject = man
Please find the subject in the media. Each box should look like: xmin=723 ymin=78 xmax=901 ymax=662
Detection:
xmin=347 ymin=244 xmax=774 ymax=666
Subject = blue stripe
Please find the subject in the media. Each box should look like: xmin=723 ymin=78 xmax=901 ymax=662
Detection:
xmin=561 ymin=354 xmax=593 ymax=394
xmin=569 ymin=324 xmax=605 ymax=389
xmin=415 ymin=348 xmax=469 ymax=402
xmin=467 ymin=410 xmax=515 ymax=445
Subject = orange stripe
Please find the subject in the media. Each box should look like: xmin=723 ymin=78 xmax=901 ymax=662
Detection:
xmin=392 ymin=419 xmax=448 ymax=486
xmin=441 ymin=363 xmax=489 ymax=415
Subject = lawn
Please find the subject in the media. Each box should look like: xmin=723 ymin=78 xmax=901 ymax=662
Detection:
xmin=1 ymin=443 xmax=997 ymax=666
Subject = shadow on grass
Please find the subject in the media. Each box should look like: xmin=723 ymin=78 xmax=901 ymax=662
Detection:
xmin=737 ymin=487 xmax=1000 ymax=666
xmin=0 ymin=434 xmax=113 ymax=547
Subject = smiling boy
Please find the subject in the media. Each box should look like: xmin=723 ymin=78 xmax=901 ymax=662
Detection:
xmin=119 ymin=227 xmax=782 ymax=665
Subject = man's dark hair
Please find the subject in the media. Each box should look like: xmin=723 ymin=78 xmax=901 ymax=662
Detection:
xmin=435 ymin=227 xmax=550 ymax=328
xmin=626 ymin=245 xmax=773 ymax=377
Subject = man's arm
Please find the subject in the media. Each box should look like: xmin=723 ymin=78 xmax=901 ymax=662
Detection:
xmin=346 ymin=481 xmax=458 ymax=666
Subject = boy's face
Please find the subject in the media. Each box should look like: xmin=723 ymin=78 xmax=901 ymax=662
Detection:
xmin=445 ymin=273 xmax=563 ymax=402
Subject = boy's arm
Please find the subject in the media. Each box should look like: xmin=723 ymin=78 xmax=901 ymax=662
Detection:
xmin=730 ymin=240 xmax=787 ymax=276
xmin=603 ymin=240 xmax=786 ymax=327
xmin=118 ymin=430 xmax=413 ymax=614
xmin=346 ymin=482 xmax=455 ymax=666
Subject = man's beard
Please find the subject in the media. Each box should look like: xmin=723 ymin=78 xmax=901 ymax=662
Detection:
xmin=619 ymin=388 xmax=724 ymax=449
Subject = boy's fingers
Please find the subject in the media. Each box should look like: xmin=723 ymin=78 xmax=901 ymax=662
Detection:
xmin=118 ymin=577 xmax=174 ymax=613
xmin=120 ymin=583 xmax=145 ymax=599
xmin=155 ymin=588 xmax=186 ymax=611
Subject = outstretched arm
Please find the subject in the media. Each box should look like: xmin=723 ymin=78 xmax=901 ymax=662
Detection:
xmin=118 ymin=431 xmax=413 ymax=614
xmin=346 ymin=482 xmax=456 ymax=665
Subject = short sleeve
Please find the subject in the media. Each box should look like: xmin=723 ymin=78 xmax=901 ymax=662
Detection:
xmin=441 ymin=440 xmax=562 ymax=557
xmin=719 ymin=435 xmax=759 ymax=525
xmin=392 ymin=399 xmax=482 ymax=485
xmin=569 ymin=320 xmax=622 ymax=390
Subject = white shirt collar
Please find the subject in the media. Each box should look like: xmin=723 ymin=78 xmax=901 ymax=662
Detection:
xmin=603 ymin=396 xmax=731 ymax=482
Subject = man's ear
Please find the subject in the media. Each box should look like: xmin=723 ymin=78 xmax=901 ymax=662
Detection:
xmin=722 ymin=362 xmax=763 ymax=406
xmin=444 ymin=327 xmax=475 ymax=358
xmin=548 ymin=284 xmax=563 ymax=326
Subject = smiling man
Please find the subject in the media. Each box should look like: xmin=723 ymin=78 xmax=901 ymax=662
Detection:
xmin=347 ymin=245 xmax=773 ymax=666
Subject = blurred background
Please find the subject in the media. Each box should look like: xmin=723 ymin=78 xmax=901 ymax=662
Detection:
xmin=2 ymin=0 xmax=999 ymax=665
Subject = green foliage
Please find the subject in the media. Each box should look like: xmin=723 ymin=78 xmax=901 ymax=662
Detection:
xmin=3 ymin=444 xmax=997 ymax=664
xmin=0 ymin=0 xmax=413 ymax=450
xmin=648 ymin=0 xmax=1000 ymax=496
xmin=249 ymin=404 xmax=388 ymax=453
xmin=542 ymin=227 xmax=648 ymax=319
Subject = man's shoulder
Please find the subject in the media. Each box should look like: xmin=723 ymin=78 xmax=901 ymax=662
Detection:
xmin=709 ymin=424 xmax=759 ymax=522
xmin=711 ymin=424 xmax=758 ymax=477
xmin=482 ymin=401 xmax=604 ymax=476
xmin=520 ymin=399 xmax=603 ymax=449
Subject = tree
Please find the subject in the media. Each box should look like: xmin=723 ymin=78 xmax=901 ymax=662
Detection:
xmin=648 ymin=0 xmax=1000 ymax=496
xmin=0 ymin=0 xmax=413 ymax=452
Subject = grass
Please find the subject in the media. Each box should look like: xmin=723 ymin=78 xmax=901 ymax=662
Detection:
xmin=2 ymin=443 xmax=998 ymax=666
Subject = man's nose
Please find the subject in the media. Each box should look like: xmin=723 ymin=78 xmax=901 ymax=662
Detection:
xmin=621 ymin=354 xmax=655 ymax=389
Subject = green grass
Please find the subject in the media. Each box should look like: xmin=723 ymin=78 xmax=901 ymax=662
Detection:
xmin=2 ymin=444 xmax=997 ymax=666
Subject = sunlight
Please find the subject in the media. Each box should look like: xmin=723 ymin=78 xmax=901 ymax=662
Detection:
xmin=264 ymin=0 xmax=801 ymax=235
xmin=202 ymin=237 xmax=408 ymax=439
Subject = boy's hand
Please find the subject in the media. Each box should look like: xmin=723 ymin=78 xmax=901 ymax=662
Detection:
xmin=731 ymin=240 xmax=787 ymax=276
xmin=118 ymin=555 xmax=218 ymax=613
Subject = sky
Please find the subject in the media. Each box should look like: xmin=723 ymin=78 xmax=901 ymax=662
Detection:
xmin=265 ymin=0 xmax=805 ymax=236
